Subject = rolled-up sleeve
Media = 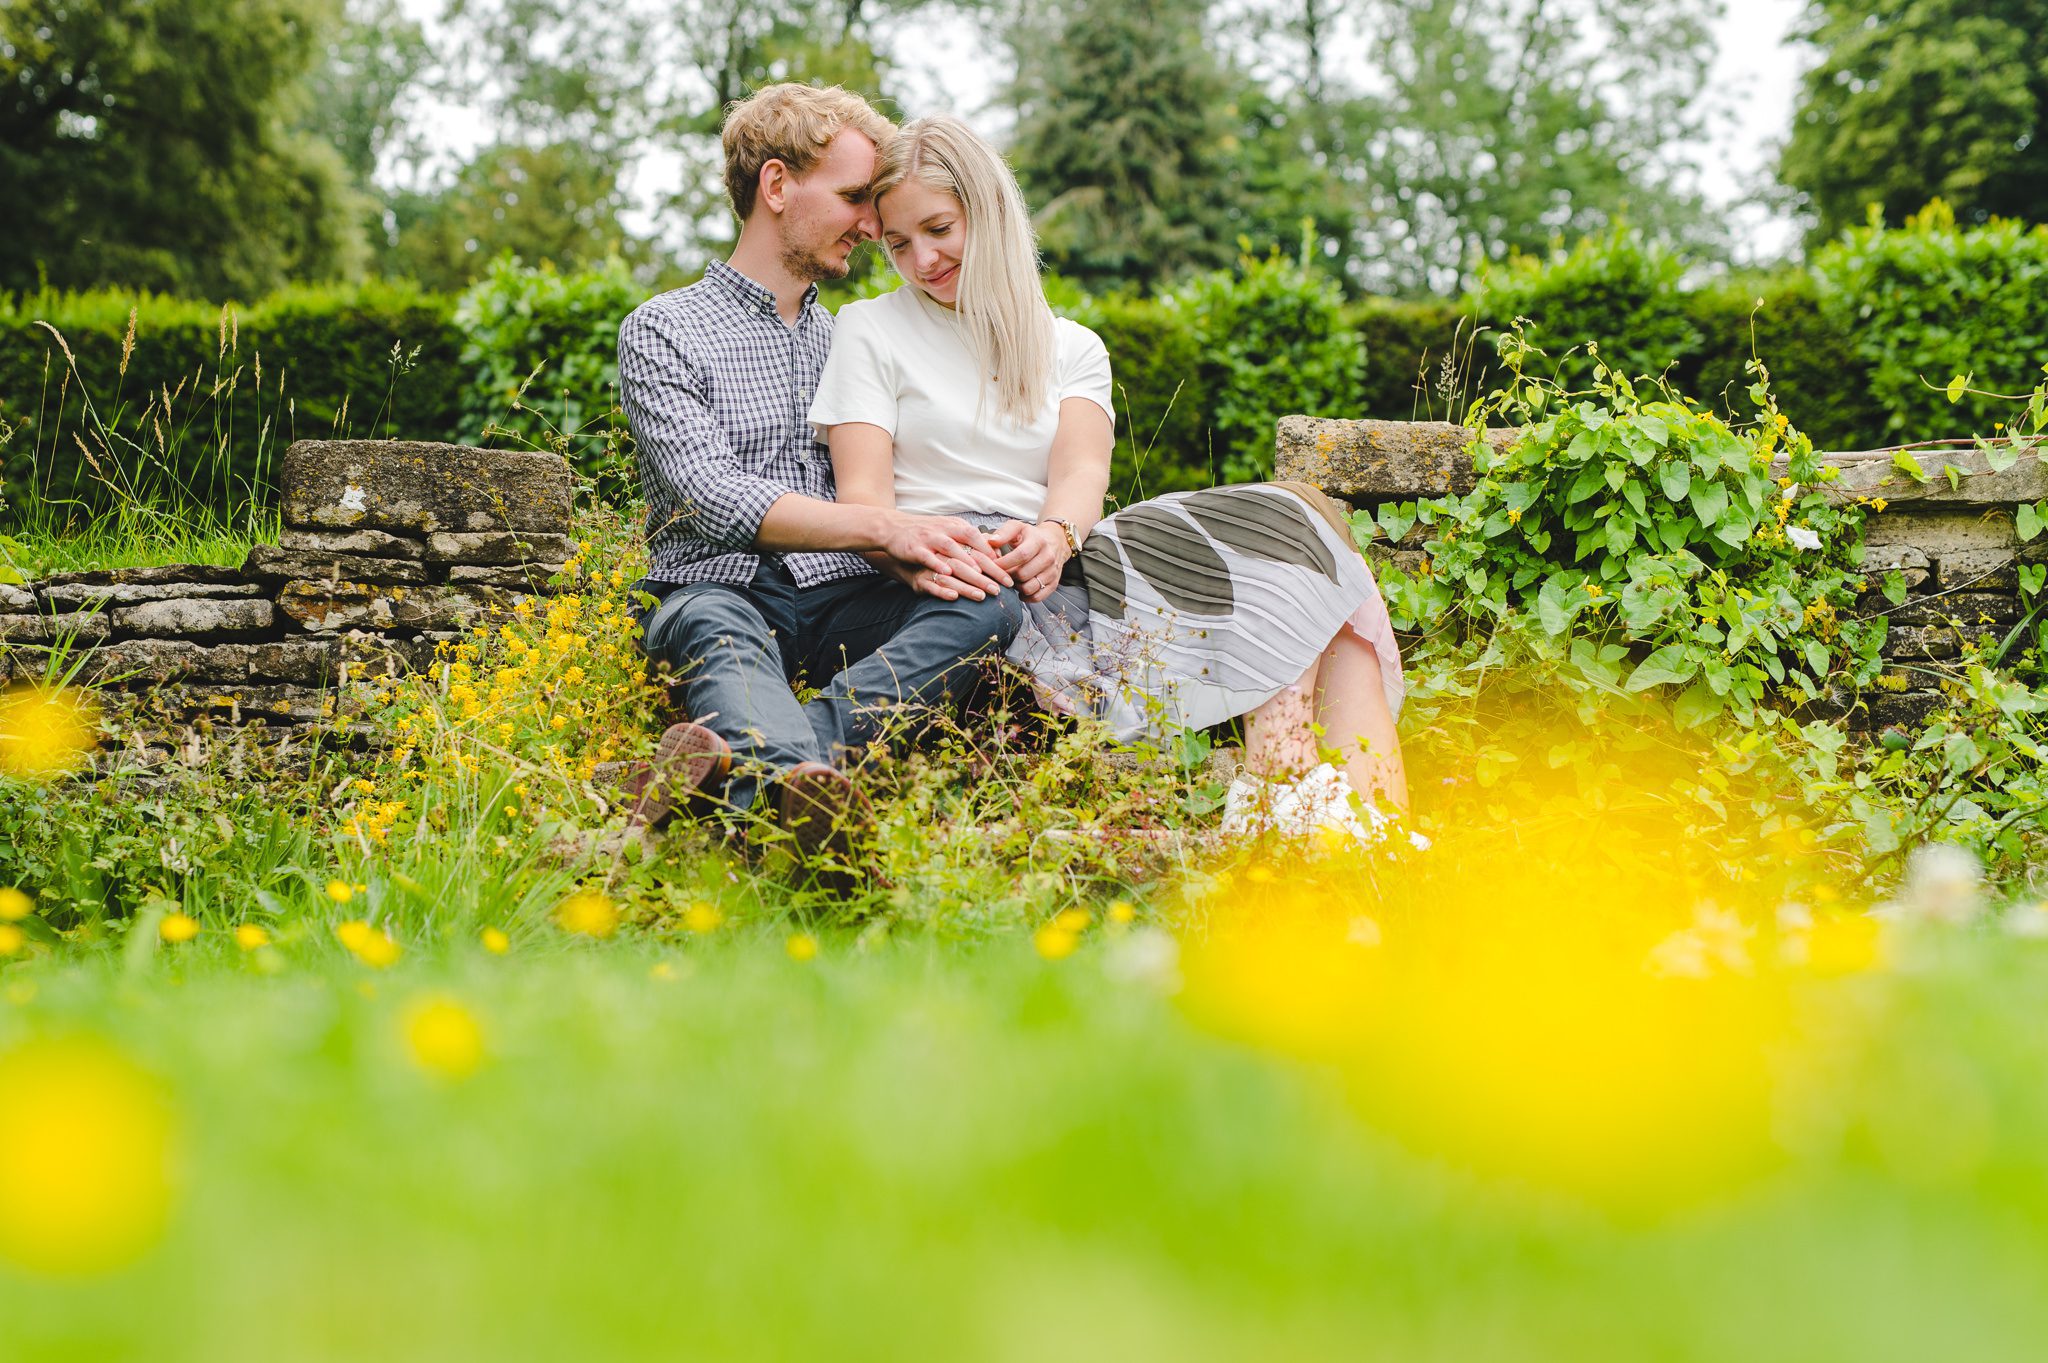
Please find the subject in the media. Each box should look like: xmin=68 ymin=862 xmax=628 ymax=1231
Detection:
xmin=618 ymin=309 xmax=789 ymax=550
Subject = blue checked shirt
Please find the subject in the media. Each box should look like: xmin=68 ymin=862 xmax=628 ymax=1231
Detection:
xmin=619 ymin=259 xmax=876 ymax=588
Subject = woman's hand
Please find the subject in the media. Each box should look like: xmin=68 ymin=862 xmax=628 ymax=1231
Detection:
xmin=991 ymin=520 xmax=1069 ymax=603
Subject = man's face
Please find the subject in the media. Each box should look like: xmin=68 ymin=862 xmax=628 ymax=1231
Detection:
xmin=776 ymin=131 xmax=882 ymax=282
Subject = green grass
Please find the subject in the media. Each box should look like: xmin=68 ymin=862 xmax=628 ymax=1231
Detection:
xmin=2 ymin=937 xmax=2047 ymax=1361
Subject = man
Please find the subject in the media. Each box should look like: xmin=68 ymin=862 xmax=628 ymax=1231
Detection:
xmin=617 ymin=83 xmax=1022 ymax=857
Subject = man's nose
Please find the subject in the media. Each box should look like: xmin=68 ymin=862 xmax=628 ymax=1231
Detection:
xmin=855 ymin=202 xmax=881 ymax=240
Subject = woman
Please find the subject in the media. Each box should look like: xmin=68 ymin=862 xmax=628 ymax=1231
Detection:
xmin=808 ymin=116 xmax=1413 ymax=844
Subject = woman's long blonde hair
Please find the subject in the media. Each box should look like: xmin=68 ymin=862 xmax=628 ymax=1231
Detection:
xmin=871 ymin=116 xmax=1055 ymax=426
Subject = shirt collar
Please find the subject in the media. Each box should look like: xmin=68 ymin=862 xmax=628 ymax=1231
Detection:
xmin=706 ymin=258 xmax=818 ymax=320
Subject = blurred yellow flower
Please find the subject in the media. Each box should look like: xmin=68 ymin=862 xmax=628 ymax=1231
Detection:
xmin=0 ymin=924 xmax=23 ymax=956
xmin=402 ymin=996 xmax=485 ymax=1080
xmin=1107 ymin=900 xmax=1137 ymax=924
xmin=649 ymin=960 xmax=679 ymax=981
xmin=480 ymin=927 xmax=511 ymax=954
xmin=0 ymin=684 xmax=98 ymax=781
xmin=335 ymin=920 xmax=401 ymax=968
xmin=234 ymin=924 xmax=270 ymax=951
xmin=158 ymin=913 xmax=200 ymax=944
xmin=1034 ymin=925 xmax=1077 ymax=960
xmin=0 ymin=887 xmax=32 ymax=921
xmin=0 ymin=1036 xmax=178 ymax=1275
xmin=325 ymin=880 xmax=353 ymax=905
xmin=683 ymin=902 xmax=723 ymax=934
xmin=1054 ymin=907 xmax=1091 ymax=932
xmin=786 ymin=932 xmax=819 ymax=962
xmin=555 ymin=890 xmax=618 ymax=938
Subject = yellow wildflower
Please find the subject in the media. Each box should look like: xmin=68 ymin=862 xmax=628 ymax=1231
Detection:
xmin=325 ymin=880 xmax=353 ymax=905
xmin=0 ymin=924 xmax=23 ymax=956
xmin=786 ymin=932 xmax=819 ymax=962
xmin=402 ymin=996 xmax=485 ymax=1080
xmin=1034 ymin=924 xmax=1078 ymax=961
xmin=158 ymin=913 xmax=200 ymax=945
xmin=0 ymin=888 xmax=32 ymax=922
xmin=683 ymin=902 xmax=724 ymax=934
xmin=0 ymin=684 xmax=98 ymax=781
xmin=555 ymin=890 xmax=618 ymax=938
xmin=481 ymin=927 xmax=510 ymax=954
xmin=1107 ymin=900 xmax=1137 ymax=924
xmin=234 ymin=924 xmax=269 ymax=950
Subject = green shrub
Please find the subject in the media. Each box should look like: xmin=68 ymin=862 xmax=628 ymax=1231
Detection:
xmin=1052 ymin=282 xmax=1210 ymax=499
xmin=0 ymin=282 xmax=462 ymax=523
xmin=1814 ymin=200 xmax=2048 ymax=440
xmin=454 ymin=255 xmax=646 ymax=493
xmin=1685 ymin=275 xmax=1884 ymax=452
xmin=1350 ymin=297 xmax=1478 ymax=423
xmin=1468 ymin=225 xmax=1702 ymax=391
xmin=1166 ymin=244 xmax=1365 ymax=484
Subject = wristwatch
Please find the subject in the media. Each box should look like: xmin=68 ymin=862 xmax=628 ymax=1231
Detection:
xmin=1040 ymin=517 xmax=1083 ymax=557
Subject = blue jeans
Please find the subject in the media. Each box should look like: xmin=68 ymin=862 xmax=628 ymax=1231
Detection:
xmin=638 ymin=561 xmax=1023 ymax=809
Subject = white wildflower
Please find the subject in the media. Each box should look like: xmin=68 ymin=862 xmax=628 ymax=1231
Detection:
xmin=1786 ymin=525 xmax=1822 ymax=551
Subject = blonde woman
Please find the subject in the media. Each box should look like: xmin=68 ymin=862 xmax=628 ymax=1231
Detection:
xmin=808 ymin=115 xmax=1415 ymax=842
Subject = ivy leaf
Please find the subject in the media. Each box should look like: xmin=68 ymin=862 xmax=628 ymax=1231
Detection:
xmin=1625 ymin=644 xmax=1699 ymax=692
xmin=1567 ymin=464 xmax=1606 ymax=503
xmin=0 ymin=565 xmax=23 ymax=586
xmin=1657 ymin=459 xmax=1691 ymax=503
xmin=1536 ymin=577 xmax=1577 ymax=636
xmin=1690 ymin=480 xmax=1728 ymax=527
xmin=2019 ymin=563 xmax=2046 ymax=597
xmin=1376 ymin=503 xmax=1418 ymax=543
xmin=1637 ymin=413 xmax=1670 ymax=447
xmin=1889 ymin=450 xmax=1929 ymax=484
xmin=2017 ymin=501 xmax=2045 ymax=542
xmin=1622 ymin=480 xmax=1647 ymax=517
xmin=1985 ymin=441 xmax=2019 ymax=473
xmin=1673 ymin=681 xmax=1720 ymax=729
xmin=1798 ymin=637 xmax=1830 ymax=675
xmin=1882 ymin=570 xmax=1908 ymax=605
xmin=1943 ymin=463 xmax=1962 ymax=491
xmin=1945 ymin=373 xmax=1969 ymax=403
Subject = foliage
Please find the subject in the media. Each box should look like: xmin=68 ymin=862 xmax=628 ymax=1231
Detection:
xmin=0 ymin=282 xmax=464 ymax=522
xmin=1471 ymin=226 xmax=1703 ymax=393
xmin=453 ymin=255 xmax=645 ymax=495
xmin=1374 ymin=338 xmax=1885 ymax=725
xmin=1366 ymin=337 xmax=2048 ymax=874
xmin=1333 ymin=0 xmax=1724 ymax=294
xmin=1164 ymin=240 xmax=1366 ymax=483
xmin=0 ymin=0 xmax=369 ymax=297
xmin=1009 ymin=0 xmax=1249 ymax=291
xmin=1813 ymin=201 xmax=2048 ymax=439
xmin=1781 ymin=0 xmax=2048 ymax=244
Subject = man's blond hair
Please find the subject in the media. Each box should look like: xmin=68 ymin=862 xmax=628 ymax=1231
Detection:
xmin=722 ymin=83 xmax=895 ymax=222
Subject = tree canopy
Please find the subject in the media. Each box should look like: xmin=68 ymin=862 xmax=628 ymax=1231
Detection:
xmin=0 ymin=0 xmax=367 ymax=297
xmin=1781 ymin=0 xmax=2048 ymax=243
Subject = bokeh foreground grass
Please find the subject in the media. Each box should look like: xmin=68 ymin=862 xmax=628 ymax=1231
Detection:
xmin=4 ymin=863 xmax=2048 ymax=1360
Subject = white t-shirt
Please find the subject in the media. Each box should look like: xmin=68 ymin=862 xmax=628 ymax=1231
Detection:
xmin=807 ymin=285 xmax=1115 ymax=524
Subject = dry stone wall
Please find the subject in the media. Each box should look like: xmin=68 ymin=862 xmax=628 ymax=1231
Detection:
xmin=0 ymin=440 xmax=573 ymax=759
xmin=1277 ymin=417 xmax=2048 ymax=731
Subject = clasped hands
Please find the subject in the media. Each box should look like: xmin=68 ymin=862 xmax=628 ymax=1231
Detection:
xmin=877 ymin=513 xmax=1070 ymax=604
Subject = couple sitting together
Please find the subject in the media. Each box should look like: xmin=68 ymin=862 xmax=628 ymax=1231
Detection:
xmin=617 ymin=81 xmax=1414 ymax=867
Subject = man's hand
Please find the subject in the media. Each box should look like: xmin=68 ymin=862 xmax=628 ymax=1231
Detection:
xmin=875 ymin=513 xmax=1012 ymax=601
xmin=990 ymin=520 xmax=1069 ymax=603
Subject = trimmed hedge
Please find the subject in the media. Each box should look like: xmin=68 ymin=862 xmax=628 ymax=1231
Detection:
xmin=1 ymin=282 xmax=463 ymax=521
xmin=5 ymin=214 xmax=2035 ymax=522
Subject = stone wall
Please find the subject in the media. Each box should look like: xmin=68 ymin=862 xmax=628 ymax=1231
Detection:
xmin=1277 ymin=417 xmax=2048 ymax=730
xmin=0 ymin=440 xmax=573 ymax=758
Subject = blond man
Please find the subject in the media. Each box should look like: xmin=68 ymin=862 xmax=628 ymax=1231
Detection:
xmin=617 ymin=83 xmax=1021 ymax=853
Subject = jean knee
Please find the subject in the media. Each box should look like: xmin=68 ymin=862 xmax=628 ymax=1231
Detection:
xmin=647 ymin=592 xmax=775 ymax=672
xmin=960 ymin=586 xmax=1025 ymax=651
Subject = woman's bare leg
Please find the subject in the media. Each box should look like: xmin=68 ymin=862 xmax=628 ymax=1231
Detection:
xmin=1243 ymin=658 xmax=1322 ymax=782
xmin=1311 ymin=626 xmax=1410 ymax=815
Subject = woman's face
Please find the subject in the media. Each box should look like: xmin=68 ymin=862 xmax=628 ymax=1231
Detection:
xmin=878 ymin=180 xmax=965 ymax=307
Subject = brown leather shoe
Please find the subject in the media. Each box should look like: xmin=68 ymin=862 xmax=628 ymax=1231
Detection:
xmin=621 ymin=722 xmax=732 ymax=829
xmin=774 ymin=762 xmax=871 ymax=871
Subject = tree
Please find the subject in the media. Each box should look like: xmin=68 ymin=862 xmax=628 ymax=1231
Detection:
xmin=1008 ymin=0 xmax=1251 ymax=290
xmin=1339 ymin=0 xmax=1725 ymax=295
xmin=1780 ymin=0 xmax=2048 ymax=243
xmin=0 ymin=0 xmax=368 ymax=296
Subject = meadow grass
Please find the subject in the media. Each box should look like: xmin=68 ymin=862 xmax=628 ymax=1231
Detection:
xmin=2 ymin=931 xmax=2047 ymax=1362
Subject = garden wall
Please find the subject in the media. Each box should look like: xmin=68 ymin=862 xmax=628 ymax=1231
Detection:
xmin=0 ymin=441 xmax=573 ymax=761
xmin=1279 ymin=418 xmax=2048 ymax=732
